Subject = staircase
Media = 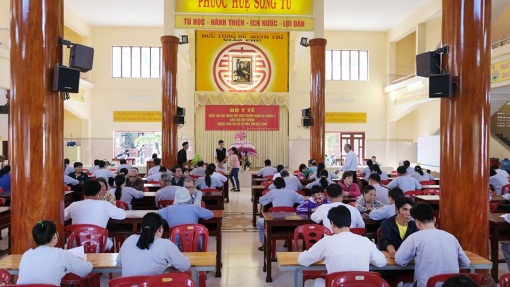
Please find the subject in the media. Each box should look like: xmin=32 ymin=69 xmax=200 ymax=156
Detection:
xmin=491 ymin=104 xmax=510 ymax=150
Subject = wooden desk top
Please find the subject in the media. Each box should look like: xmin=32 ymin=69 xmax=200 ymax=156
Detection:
xmin=415 ymin=195 xmax=506 ymax=205
xmin=263 ymin=212 xmax=312 ymax=221
xmin=0 ymin=252 xmax=216 ymax=270
xmin=277 ymin=251 xmax=491 ymax=268
xmin=415 ymin=195 xmax=439 ymax=201
xmin=0 ymin=207 xmax=11 ymax=213
xmin=489 ymin=213 xmax=509 ymax=224
xmin=124 ymin=209 xmax=223 ymax=219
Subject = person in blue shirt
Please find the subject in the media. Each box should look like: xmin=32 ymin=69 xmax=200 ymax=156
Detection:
xmin=0 ymin=165 xmax=10 ymax=192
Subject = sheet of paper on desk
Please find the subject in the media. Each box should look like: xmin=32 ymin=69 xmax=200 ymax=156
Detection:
xmin=504 ymin=194 xmax=510 ymax=201
xmin=67 ymin=246 xmax=87 ymax=261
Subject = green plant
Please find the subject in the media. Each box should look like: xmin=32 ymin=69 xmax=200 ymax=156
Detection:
xmin=191 ymin=154 xmax=203 ymax=166
xmin=243 ymin=157 xmax=252 ymax=169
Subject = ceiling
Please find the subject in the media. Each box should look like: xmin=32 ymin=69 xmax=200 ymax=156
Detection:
xmin=64 ymin=0 xmax=433 ymax=31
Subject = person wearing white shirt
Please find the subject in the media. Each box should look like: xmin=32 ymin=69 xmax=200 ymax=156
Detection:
xmin=190 ymin=161 xmax=207 ymax=177
xmin=387 ymin=166 xmax=422 ymax=192
xmin=155 ymin=174 xmax=179 ymax=206
xmin=147 ymin=158 xmax=164 ymax=176
xmin=146 ymin=166 xmax=169 ymax=182
xmin=116 ymin=212 xmax=190 ymax=277
xmin=403 ymin=160 xmax=414 ymax=176
xmin=311 ymin=184 xmax=365 ymax=233
xmin=306 ymin=170 xmax=333 ymax=190
xmin=368 ymin=174 xmax=390 ymax=205
xmin=371 ymin=156 xmax=382 ymax=166
xmin=372 ymin=164 xmax=389 ymax=181
xmin=410 ymin=165 xmax=435 ymax=182
xmin=340 ymin=144 xmax=358 ymax=184
xmin=395 ymin=203 xmax=470 ymax=287
xmin=299 ymin=205 xmax=387 ymax=287
xmin=108 ymin=175 xmax=145 ymax=210
xmin=359 ymin=159 xmax=374 ymax=183
xmin=209 ymin=163 xmax=228 ymax=183
xmin=116 ymin=158 xmax=132 ymax=173
xmin=196 ymin=165 xmax=224 ymax=190
xmin=17 ymin=220 xmax=93 ymax=285
xmin=308 ymin=159 xmax=318 ymax=174
xmin=89 ymin=159 xmax=100 ymax=174
xmin=268 ymin=170 xmax=302 ymax=191
xmin=496 ymin=167 xmax=510 ymax=177
xmin=490 ymin=168 xmax=510 ymax=195
xmin=64 ymin=158 xmax=75 ymax=175
xmin=64 ymin=174 xmax=79 ymax=186
xmin=500 ymin=214 xmax=510 ymax=270
xmin=256 ymin=160 xmax=278 ymax=177
xmin=92 ymin=160 xmax=116 ymax=182
xmin=64 ymin=180 xmax=127 ymax=250
xmin=369 ymin=187 xmax=404 ymax=220
xmin=271 ymin=165 xmax=285 ymax=180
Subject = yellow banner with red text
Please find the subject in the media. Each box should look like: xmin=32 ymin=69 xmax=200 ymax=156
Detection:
xmin=175 ymin=0 xmax=313 ymax=16
xmin=113 ymin=111 xmax=162 ymax=122
xmin=175 ymin=15 xmax=312 ymax=30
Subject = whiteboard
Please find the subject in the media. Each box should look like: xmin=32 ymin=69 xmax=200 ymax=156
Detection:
xmin=417 ymin=135 xmax=440 ymax=167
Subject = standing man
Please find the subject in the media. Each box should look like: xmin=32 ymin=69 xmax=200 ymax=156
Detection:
xmin=177 ymin=142 xmax=189 ymax=167
xmin=342 ymin=144 xmax=358 ymax=184
xmin=214 ymin=140 xmax=227 ymax=172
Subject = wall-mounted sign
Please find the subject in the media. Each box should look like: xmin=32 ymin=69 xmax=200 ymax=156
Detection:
xmin=175 ymin=0 xmax=313 ymax=16
xmin=325 ymin=112 xmax=367 ymax=123
xmin=205 ymin=105 xmax=279 ymax=130
xmin=492 ymin=59 xmax=510 ymax=83
xmin=113 ymin=111 xmax=162 ymax=122
xmin=391 ymin=85 xmax=428 ymax=106
xmin=175 ymin=15 xmax=313 ymax=30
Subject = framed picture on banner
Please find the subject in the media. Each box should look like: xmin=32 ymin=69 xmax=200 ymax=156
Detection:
xmin=232 ymin=57 xmax=252 ymax=84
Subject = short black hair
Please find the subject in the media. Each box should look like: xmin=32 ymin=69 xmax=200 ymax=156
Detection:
xmin=310 ymin=185 xmax=324 ymax=195
xmin=74 ymin=162 xmax=83 ymax=168
xmin=362 ymin=185 xmax=375 ymax=194
xmin=403 ymin=160 xmax=410 ymax=168
xmin=308 ymin=159 xmax=317 ymax=166
xmin=197 ymin=161 xmax=204 ymax=167
xmin=120 ymin=159 xmax=126 ymax=165
xmin=368 ymin=173 xmax=380 ymax=183
xmin=218 ymin=140 xmax=224 ymax=144
xmin=65 ymin=158 xmax=70 ymax=164
xmin=265 ymin=159 xmax=271 ymax=166
xmin=276 ymin=165 xmax=284 ymax=172
xmin=159 ymin=166 xmax=168 ymax=172
xmin=280 ymin=170 xmax=289 ymax=177
xmin=326 ymin=184 xmax=342 ymax=198
xmin=82 ymin=179 xmax=101 ymax=196
xmin=490 ymin=168 xmax=497 ymax=177
xmin=94 ymin=159 xmax=100 ymax=165
xmin=154 ymin=158 xmax=161 ymax=165
xmin=119 ymin=168 xmax=129 ymax=175
xmin=182 ymin=141 xmax=189 ymax=146
xmin=442 ymin=275 xmax=479 ymax=287
xmin=395 ymin=196 xmax=414 ymax=210
xmin=98 ymin=160 xmax=106 ymax=168
xmin=273 ymin=177 xmax=286 ymax=189
xmin=388 ymin=187 xmax=404 ymax=201
xmin=32 ymin=220 xmax=57 ymax=246
xmin=208 ymin=163 xmax=216 ymax=170
xmin=172 ymin=166 xmax=182 ymax=173
xmin=410 ymin=203 xmax=435 ymax=224
xmin=327 ymin=205 xmax=351 ymax=229
xmin=397 ymin=166 xmax=407 ymax=175
xmin=152 ymin=153 xmax=158 ymax=159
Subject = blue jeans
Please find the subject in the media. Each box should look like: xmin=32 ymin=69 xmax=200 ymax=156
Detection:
xmin=230 ymin=168 xmax=240 ymax=189
xmin=502 ymin=242 xmax=510 ymax=270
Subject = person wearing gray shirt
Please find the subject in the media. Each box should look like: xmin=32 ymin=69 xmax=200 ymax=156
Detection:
xmin=395 ymin=203 xmax=470 ymax=287
xmin=268 ymin=170 xmax=302 ymax=191
xmin=155 ymin=174 xmax=179 ymax=206
xmin=387 ymin=166 xmax=422 ymax=192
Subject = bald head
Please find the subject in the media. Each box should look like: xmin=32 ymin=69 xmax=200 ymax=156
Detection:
xmin=127 ymin=169 xmax=138 ymax=183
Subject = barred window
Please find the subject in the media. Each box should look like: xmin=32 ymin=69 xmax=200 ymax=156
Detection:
xmin=112 ymin=46 xmax=162 ymax=78
xmin=325 ymin=50 xmax=368 ymax=81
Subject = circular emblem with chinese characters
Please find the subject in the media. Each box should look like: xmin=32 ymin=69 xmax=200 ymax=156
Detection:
xmin=213 ymin=42 xmax=271 ymax=92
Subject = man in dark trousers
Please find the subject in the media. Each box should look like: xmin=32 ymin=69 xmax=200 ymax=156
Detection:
xmin=177 ymin=141 xmax=189 ymax=167
xmin=215 ymin=140 xmax=227 ymax=172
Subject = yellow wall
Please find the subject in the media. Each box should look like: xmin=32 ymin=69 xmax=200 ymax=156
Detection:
xmin=425 ymin=17 xmax=442 ymax=51
xmin=396 ymin=32 xmax=416 ymax=77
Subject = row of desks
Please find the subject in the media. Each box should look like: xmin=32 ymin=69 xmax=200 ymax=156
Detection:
xmin=131 ymin=191 xmax=224 ymax=210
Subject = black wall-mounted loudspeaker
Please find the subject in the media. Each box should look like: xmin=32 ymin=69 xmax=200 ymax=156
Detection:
xmin=177 ymin=106 xmax=186 ymax=116
xmin=416 ymin=51 xmax=440 ymax=78
xmin=177 ymin=116 xmax=185 ymax=124
xmin=0 ymin=105 xmax=9 ymax=115
xmin=302 ymin=108 xmax=310 ymax=118
xmin=69 ymin=44 xmax=94 ymax=72
xmin=52 ymin=66 xmax=80 ymax=93
xmin=302 ymin=117 xmax=311 ymax=127
xmin=429 ymin=73 xmax=455 ymax=98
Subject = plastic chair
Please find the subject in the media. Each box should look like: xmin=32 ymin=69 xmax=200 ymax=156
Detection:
xmin=263 ymin=175 xmax=274 ymax=179
xmin=200 ymin=188 xmax=219 ymax=193
xmin=4 ymin=285 xmax=57 ymax=287
xmin=64 ymin=186 xmax=72 ymax=192
xmin=380 ymin=180 xmax=390 ymax=185
xmin=404 ymin=190 xmax=425 ymax=201
xmin=350 ymin=228 xmax=367 ymax=236
xmin=0 ymin=269 xmax=11 ymax=285
xmin=191 ymin=175 xmax=200 ymax=179
xmin=423 ymin=189 xmax=440 ymax=195
xmin=502 ymin=184 xmax=510 ymax=195
xmin=158 ymin=200 xmax=174 ymax=208
xmin=293 ymin=224 xmax=332 ymax=286
xmin=348 ymin=202 xmax=356 ymax=207
xmin=500 ymin=272 xmax=510 ymax=287
xmin=143 ymin=187 xmax=149 ymax=192
xmin=261 ymin=180 xmax=272 ymax=188
xmin=262 ymin=189 xmax=270 ymax=196
xmin=139 ymin=273 xmax=196 ymax=287
xmin=490 ymin=203 xmax=500 ymax=213
xmin=326 ymin=271 xmax=388 ymax=287
xmin=296 ymin=190 xmax=305 ymax=196
xmin=109 ymin=275 xmax=149 ymax=287
xmin=419 ymin=180 xmax=435 ymax=185
xmin=115 ymin=200 xmax=129 ymax=210
xmin=200 ymin=201 xmax=206 ymax=208
xmin=170 ymin=224 xmax=208 ymax=287
xmin=426 ymin=273 xmax=485 ymax=287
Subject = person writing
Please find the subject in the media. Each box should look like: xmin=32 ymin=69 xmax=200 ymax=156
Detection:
xmin=355 ymin=185 xmax=384 ymax=213
xmin=296 ymin=185 xmax=331 ymax=213
xmin=379 ymin=197 xmax=417 ymax=258
xmin=338 ymin=171 xmax=361 ymax=196
xmin=17 ymin=220 xmax=93 ymax=285
xmin=368 ymin=187 xmax=404 ymax=220
xmin=298 ymin=206 xmax=387 ymax=287
xmin=108 ymin=175 xmax=145 ymax=210
xmin=116 ymin=212 xmax=190 ymax=276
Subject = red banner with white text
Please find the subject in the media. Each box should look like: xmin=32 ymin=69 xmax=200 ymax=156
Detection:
xmin=205 ymin=105 xmax=279 ymax=131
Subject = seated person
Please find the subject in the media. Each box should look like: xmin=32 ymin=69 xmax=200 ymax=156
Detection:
xmin=125 ymin=169 xmax=145 ymax=191
xmin=68 ymin=162 xmax=88 ymax=183
xmin=308 ymin=159 xmax=318 ymax=174
xmin=298 ymin=206 xmax=387 ymax=287
xmin=65 ymin=180 xmax=126 ymax=250
xmin=379 ymin=197 xmax=417 ymax=258
xmin=355 ymin=185 xmax=384 ymax=213
xmin=368 ymin=173 xmax=390 ymax=204
xmin=395 ymin=203 xmax=470 ymax=287
xmin=372 ymin=164 xmax=389 ymax=181
xmin=256 ymin=159 xmax=278 ymax=177
xmin=338 ymin=171 xmax=361 ymax=196
xmin=116 ymin=212 xmax=190 ymax=276
xmin=410 ymin=165 xmax=434 ymax=182
xmin=96 ymin=177 xmax=116 ymax=205
xmin=183 ymin=178 xmax=203 ymax=206
xmin=296 ymin=185 xmax=331 ymax=213
xmin=403 ymin=160 xmax=414 ymax=176
xmin=91 ymin=160 xmax=116 ymax=183
xmin=256 ymin=177 xmax=304 ymax=251
xmin=64 ymin=158 xmax=75 ymax=175
xmin=17 ymin=220 xmax=93 ymax=285
xmin=443 ymin=275 xmax=479 ymax=287
xmin=490 ymin=168 xmax=509 ymax=195
xmin=269 ymin=170 xmax=302 ymax=191
xmin=369 ymin=187 xmax=404 ymax=220
xmin=312 ymin=184 xmax=365 ymax=232
xmin=64 ymin=173 xmax=79 ymax=186
xmin=88 ymin=159 xmax=100 ymax=174
xmin=387 ymin=166 xmax=421 ymax=192
xmin=297 ymin=163 xmax=313 ymax=180
xmin=190 ymin=161 xmax=207 ymax=177
xmin=209 ymin=163 xmax=228 ymax=183
xmin=359 ymin=159 xmax=374 ymax=184
xmin=313 ymin=162 xmax=338 ymax=180
xmin=271 ymin=164 xmax=285 ymax=180
xmin=155 ymin=174 xmax=179 ymax=205
xmin=0 ymin=165 xmax=11 ymax=192
xmin=171 ymin=166 xmax=185 ymax=187
xmin=146 ymin=166 xmax=168 ymax=182
xmin=195 ymin=165 xmax=224 ymax=190
xmin=306 ymin=170 xmax=333 ymax=190
xmin=108 ymin=175 xmax=145 ymax=210
xmin=147 ymin=158 xmax=163 ymax=176
xmin=116 ymin=158 xmax=132 ymax=173
xmin=158 ymin=187 xmax=213 ymax=229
